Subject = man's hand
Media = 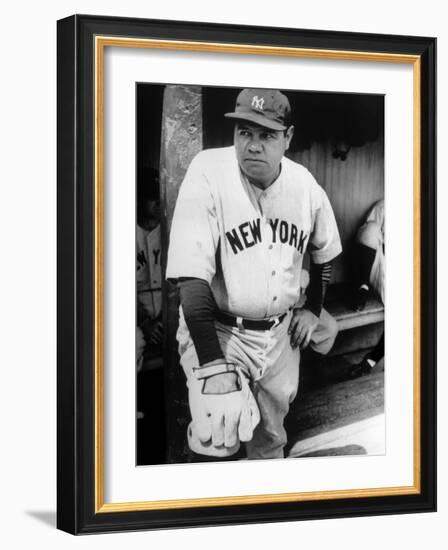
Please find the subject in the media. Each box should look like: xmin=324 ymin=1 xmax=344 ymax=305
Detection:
xmin=140 ymin=318 xmax=163 ymax=345
xmin=149 ymin=320 xmax=163 ymax=345
xmin=136 ymin=327 xmax=146 ymax=372
xmin=288 ymin=308 xmax=319 ymax=349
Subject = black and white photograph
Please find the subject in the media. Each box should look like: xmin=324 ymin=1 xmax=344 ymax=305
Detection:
xmin=54 ymin=12 xmax=435 ymax=536
xmin=136 ymin=84 xmax=385 ymax=466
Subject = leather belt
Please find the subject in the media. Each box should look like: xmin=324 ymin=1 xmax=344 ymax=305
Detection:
xmin=215 ymin=310 xmax=287 ymax=331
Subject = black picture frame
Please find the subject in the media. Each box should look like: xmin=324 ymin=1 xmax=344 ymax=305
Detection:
xmin=57 ymin=14 xmax=436 ymax=535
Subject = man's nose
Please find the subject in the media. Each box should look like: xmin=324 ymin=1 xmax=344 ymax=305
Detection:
xmin=248 ymin=138 xmax=262 ymax=153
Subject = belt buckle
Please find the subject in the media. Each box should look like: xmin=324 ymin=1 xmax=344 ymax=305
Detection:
xmin=271 ymin=315 xmax=281 ymax=329
xmin=236 ymin=316 xmax=245 ymax=332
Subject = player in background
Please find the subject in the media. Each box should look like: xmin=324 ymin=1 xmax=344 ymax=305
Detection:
xmin=350 ymin=199 xmax=384 ymax=377
xmin=136 ymin=166 xmax=165 ymax=464
xmin=136 ymin=166 xmax=163 ymax=370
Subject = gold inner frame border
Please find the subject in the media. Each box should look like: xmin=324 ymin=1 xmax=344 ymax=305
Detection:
xmin=94 ymin=35 xmax=421 ymax=513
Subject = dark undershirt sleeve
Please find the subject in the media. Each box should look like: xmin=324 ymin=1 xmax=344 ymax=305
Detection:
xmin=178 ymin=277 xmax=225 ymax=366
xmin=303 ymin=260 xmax=333 ymax=318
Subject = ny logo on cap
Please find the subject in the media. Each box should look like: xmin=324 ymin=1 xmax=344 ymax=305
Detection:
xmin=251 ymin=96 xmax=265 ymax=110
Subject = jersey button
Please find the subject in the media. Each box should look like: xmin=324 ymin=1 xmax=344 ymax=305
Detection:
xmin=268 ymin=244 xmax=273 ymax=250
xmin=273 ymin=296 xmax=277 ymax=301
xmin=271 ymin=270 xmax=276 ymax=276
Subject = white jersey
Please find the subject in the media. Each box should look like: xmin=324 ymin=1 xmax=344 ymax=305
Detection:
xmin=365 ymin=199 xmax=385 ymax=302
xmin=366 ymin=199 xmax=385 ymax=236
xmin=167 ymin=146 xmax=341 ymax=319
xmin=137 ymin=224 xmax=162 ymax=319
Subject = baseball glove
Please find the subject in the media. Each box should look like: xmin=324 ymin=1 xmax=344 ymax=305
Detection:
xmin=187 ymin=363 xmax=260 ymax=457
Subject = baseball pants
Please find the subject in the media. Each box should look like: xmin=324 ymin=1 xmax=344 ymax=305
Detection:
xmin=177 ymin=307 xmax=338 ymax=459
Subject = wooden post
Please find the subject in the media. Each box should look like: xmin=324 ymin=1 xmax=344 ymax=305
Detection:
xmin=159 ymin=85 xmax=203 ymax=463
xmin=160 ymin=85 xmax=203 ymax=228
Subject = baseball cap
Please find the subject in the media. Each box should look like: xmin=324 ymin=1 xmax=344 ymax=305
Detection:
xmin=138 ymin=166 xmax=160 ymax=201
xmin=224 ymin=88 xmax=291 ymax=131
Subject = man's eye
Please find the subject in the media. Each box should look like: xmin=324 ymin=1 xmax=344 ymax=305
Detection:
xmin=239 ymin=130 xmax=250 ymax=137
xmin=262 ymin=133 xmax=275 ymax=140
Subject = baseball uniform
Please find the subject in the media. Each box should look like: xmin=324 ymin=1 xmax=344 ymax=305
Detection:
xmin=356 ymin=199 xmax=384 ymax=303
xmin=167 ymin=145 xmax=342 ymax=459
xmin=137 ymin=223 xmax=162 ymax=320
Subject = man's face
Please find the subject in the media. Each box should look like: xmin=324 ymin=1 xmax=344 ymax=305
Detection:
xmin=137 ymin=199 xmax=160 ymax=232
xmin=234 ymin=121 xmax=294 ymax=187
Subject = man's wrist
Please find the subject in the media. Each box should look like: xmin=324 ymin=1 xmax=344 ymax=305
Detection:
xmin=303 ymin=301 xmax=322 ymax=319
xmin=200 ymin=357 xmax=226 ymax=369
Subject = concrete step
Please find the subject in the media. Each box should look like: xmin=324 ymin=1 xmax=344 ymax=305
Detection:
xmin=329 ymin=321 xmax=383 ymax=357
xmin=325 ymin=283 xmax=384 ymax=331
xmin=324 ymin=283 xmax=384 ymax=356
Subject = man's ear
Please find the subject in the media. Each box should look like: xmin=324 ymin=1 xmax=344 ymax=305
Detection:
xmin=285 ymin=125 xmax=294 ymax=150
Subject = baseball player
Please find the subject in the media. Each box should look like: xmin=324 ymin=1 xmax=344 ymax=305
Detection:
xmin=136 ymin=167 xmax=166 ymax=464
xmin=136 ymin=167 xmax=163 ymax=367
xmin=351 ymin=199 xmax=384 ymax=376
xmin=353 ymin=199 xmax=384 ymax=308
xmin=166 ymin=89 xmax=342 ymax=460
